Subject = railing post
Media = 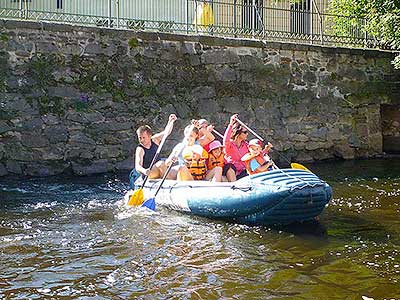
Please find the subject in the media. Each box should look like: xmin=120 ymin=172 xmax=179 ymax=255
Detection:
xmin=310 ymin=0 xmax=314 ymax=44
xmin=19 ymin=0 xmax=23 ymax=19
xmin=116 ymin=0 xmax=120 ymax=28
xmin=311 ymin=0 xmax=323 ymax=45
xmin=364 ymin=18 xmax=367 ymax=48
xmin=234 ymin=0 xmax=237 ymax=38
xmin=108 ymin=0 xmax=112 ymax=28
xmin=252 ymin=0 xmax=255 ymax=38
xmin=186 ymin=0 xmax=189 ymax=33
xmin=24 ymin=0 xmax=28 ymax=19
xmin=194 ymin=0 xmax=198 ymax=34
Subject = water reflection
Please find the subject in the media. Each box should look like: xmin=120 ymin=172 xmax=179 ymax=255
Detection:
xmin=0 ymin=159 xmax=399 ymax=299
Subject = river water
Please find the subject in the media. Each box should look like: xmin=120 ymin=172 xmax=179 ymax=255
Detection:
xmin=0 ymin=159 xmax=399 ymax=300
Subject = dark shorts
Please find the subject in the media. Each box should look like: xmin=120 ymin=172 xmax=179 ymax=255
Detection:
xmin=222 ymin=163 xmax=236 ymax=176
xmin=236 ymin=169 xmax=249 ymax=179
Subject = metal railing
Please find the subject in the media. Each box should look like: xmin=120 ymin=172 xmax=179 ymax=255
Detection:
xmin=0 ymin=0 xmax=377 ymax=48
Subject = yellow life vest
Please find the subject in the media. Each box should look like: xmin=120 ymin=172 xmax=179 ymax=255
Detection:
xmin=207 ymin=152 xmax=225 ymax=170
xmin=185 ymin=159 xmax=207 ymax=180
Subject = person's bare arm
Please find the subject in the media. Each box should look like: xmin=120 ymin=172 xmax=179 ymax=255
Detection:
xmin=198 ymin=127 xmax=215 ymax=147
xmin=135 ymin=147 xmax=148 ymax=176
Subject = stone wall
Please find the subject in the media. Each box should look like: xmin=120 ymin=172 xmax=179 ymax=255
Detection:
xmin=382 ymin=105 xmax=400 ymax=154
xmin=0 ymin=20 xmax=399 ymax=177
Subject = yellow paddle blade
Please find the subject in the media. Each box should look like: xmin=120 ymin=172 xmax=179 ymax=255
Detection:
xmin=291 ymin=163 xmax=312 ymax=172
xmin=127 ymin=189 xmax=144 ymax=206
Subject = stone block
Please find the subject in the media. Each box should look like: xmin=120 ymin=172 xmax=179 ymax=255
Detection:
xmin=95 ymin=145 xmax=122 ymax=159
xmin=334 ymin=143 xmax=355 ymax=159
xmin=20 ymin=118 xmax=44 ymax=132
xmin=21 ymin=134 xmax=49 ymax=148
xmin=41 ymin=114 xmax=61 ymax=125
xmin=0 ymin=121 xmax=12 ymax=134
xmin=191 ymin=86 xmax=216 ymax=100
xmin=72 ymin=159 xmax=109 ymax=175
xmin=201 ymin=49 xmax=240 ymax=65
xmin=43 ymin=124 xmax=68 ymax=144
xmin=0 ymin=163 xmax=8 ymax=176
xmin=115 ymin=158 xmax=133 ymax=171
xmin=6 ymin=160 xmax=24 ymax=174
xmin=213 ymin=66 xmax=237 ymax=82
xmin=68 ymin=132 xmax=96 ymax=145
xmin=24 ymin=161 xmax=70 ymax=176
xmin=36 ymin=41 xmax=59 ymax=53
xmin=218 ymin=97 xmax=242 ymax=114
xmin=48 ymin=86 xmax=81 ymax=99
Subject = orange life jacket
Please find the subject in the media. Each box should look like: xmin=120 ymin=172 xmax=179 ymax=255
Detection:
xmin=207 ymin=152 xmax=225 ymax=170
xmin=241 ymin=153 xmax=268 ymax=175
xmin=185 ymin=159 xmax=207 ymax=180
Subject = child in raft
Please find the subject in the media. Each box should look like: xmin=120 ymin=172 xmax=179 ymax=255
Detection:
xmin=207 ymin=140 xmax=237 ymax=182
xmin=182 ymin=144 xmax=222 ymax=182
xmin=241 ymin=139 xmax=274 ymax=175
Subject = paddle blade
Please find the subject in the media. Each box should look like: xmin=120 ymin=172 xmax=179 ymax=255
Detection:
xmin=142 ymin=198 xmax=156 ymax=211
xmin=291 ymin=163 xmax=311 ymax=172
xmin=127 ymin=189 xmax=144 ymax=206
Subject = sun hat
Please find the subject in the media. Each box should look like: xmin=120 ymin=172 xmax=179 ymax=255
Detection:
xmin=198 ymin=119 xmax=208 ymax=127
xmin=182 ymin=144 xmax=208 ymax=159
xmin=208 ymin=140 xmax=224 ymax=152
xmin=248 ymin=138 xmax=263 ymax=148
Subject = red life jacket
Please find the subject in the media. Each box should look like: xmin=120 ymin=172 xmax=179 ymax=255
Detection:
xmin=241 ymin=153 xmax=268 ymax=175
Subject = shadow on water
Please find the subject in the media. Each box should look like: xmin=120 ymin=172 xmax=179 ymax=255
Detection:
xmin=270 ymin=220 xmax=328 ymax=238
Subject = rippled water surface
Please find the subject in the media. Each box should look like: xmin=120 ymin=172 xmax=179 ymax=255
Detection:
xmin=1 ymin=159 xmax=399 ymax=300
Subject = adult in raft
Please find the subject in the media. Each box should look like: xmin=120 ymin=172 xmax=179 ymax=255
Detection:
xmin=223 ymin=114 xmax=250 ymax=179
xmin=135 ymin=114 xmax=177 ymax=179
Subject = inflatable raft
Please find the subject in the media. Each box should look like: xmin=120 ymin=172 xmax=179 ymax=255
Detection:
xmin=125 ymin=169 xmax=332 ymax=225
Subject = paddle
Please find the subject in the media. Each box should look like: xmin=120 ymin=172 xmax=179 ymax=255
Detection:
xmin=128 ymin=121 xmax=174 ymax=207
xmin=235 ymin=118 xmax=311 ymax=172
xmin=142 ymin=124 xmax=195 ymax=210
xmin=212 ymin=129 xmax=224 ymax=139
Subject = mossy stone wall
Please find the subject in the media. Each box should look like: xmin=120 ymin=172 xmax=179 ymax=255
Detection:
xmin=0 ymin=20 xmax=399 ymax=176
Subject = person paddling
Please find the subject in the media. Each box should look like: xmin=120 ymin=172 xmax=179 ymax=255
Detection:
xmin=135 ymin=114 xmax=177 ymax=179
xmin=241 ymin=139 xmax=274 ymax=175
xmin=223 ymin=114 xmax=250 ymax=179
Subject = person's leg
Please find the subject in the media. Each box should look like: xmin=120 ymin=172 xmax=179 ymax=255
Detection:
xmin=177 ymin=165 xmax=194 ymax=181
xmin=166 ymin=166 xmax=179 ymax=180
xmin=226 ymin=168 xmax=237 ymax=182
xmin=223 ymin=164 xmax=237 ymax=182
xmin=154 ymin=160 xmax=167 ymax=178
xmin=206 ymin=166 xmax=222 ymax=182
xmin=222 ymin=163 xmax=236 ymax=182
xmin=148 ymin=164 xmax=161 ymax=179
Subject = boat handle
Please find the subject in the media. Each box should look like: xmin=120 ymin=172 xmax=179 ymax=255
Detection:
xmin=231 ymin=186 xmax=253 ymax=192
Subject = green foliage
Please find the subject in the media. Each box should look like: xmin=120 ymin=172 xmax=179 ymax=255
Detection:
xmin=329 ymin=0 xmax=400 ymax=68
xmin=0 ymin=51 xmax=9 ymax=92
xmin=128 ymin=38 xmax=139 ymax=48
xmin=34 ymin=95 xmax=66 ymax=116
xmin=0 ymin=33 xmax=9 ymax=43
xmin=74 ymin=99 xmax=89 ymax=112
xmin=29 ymin=54 xmax=60 ymax=87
